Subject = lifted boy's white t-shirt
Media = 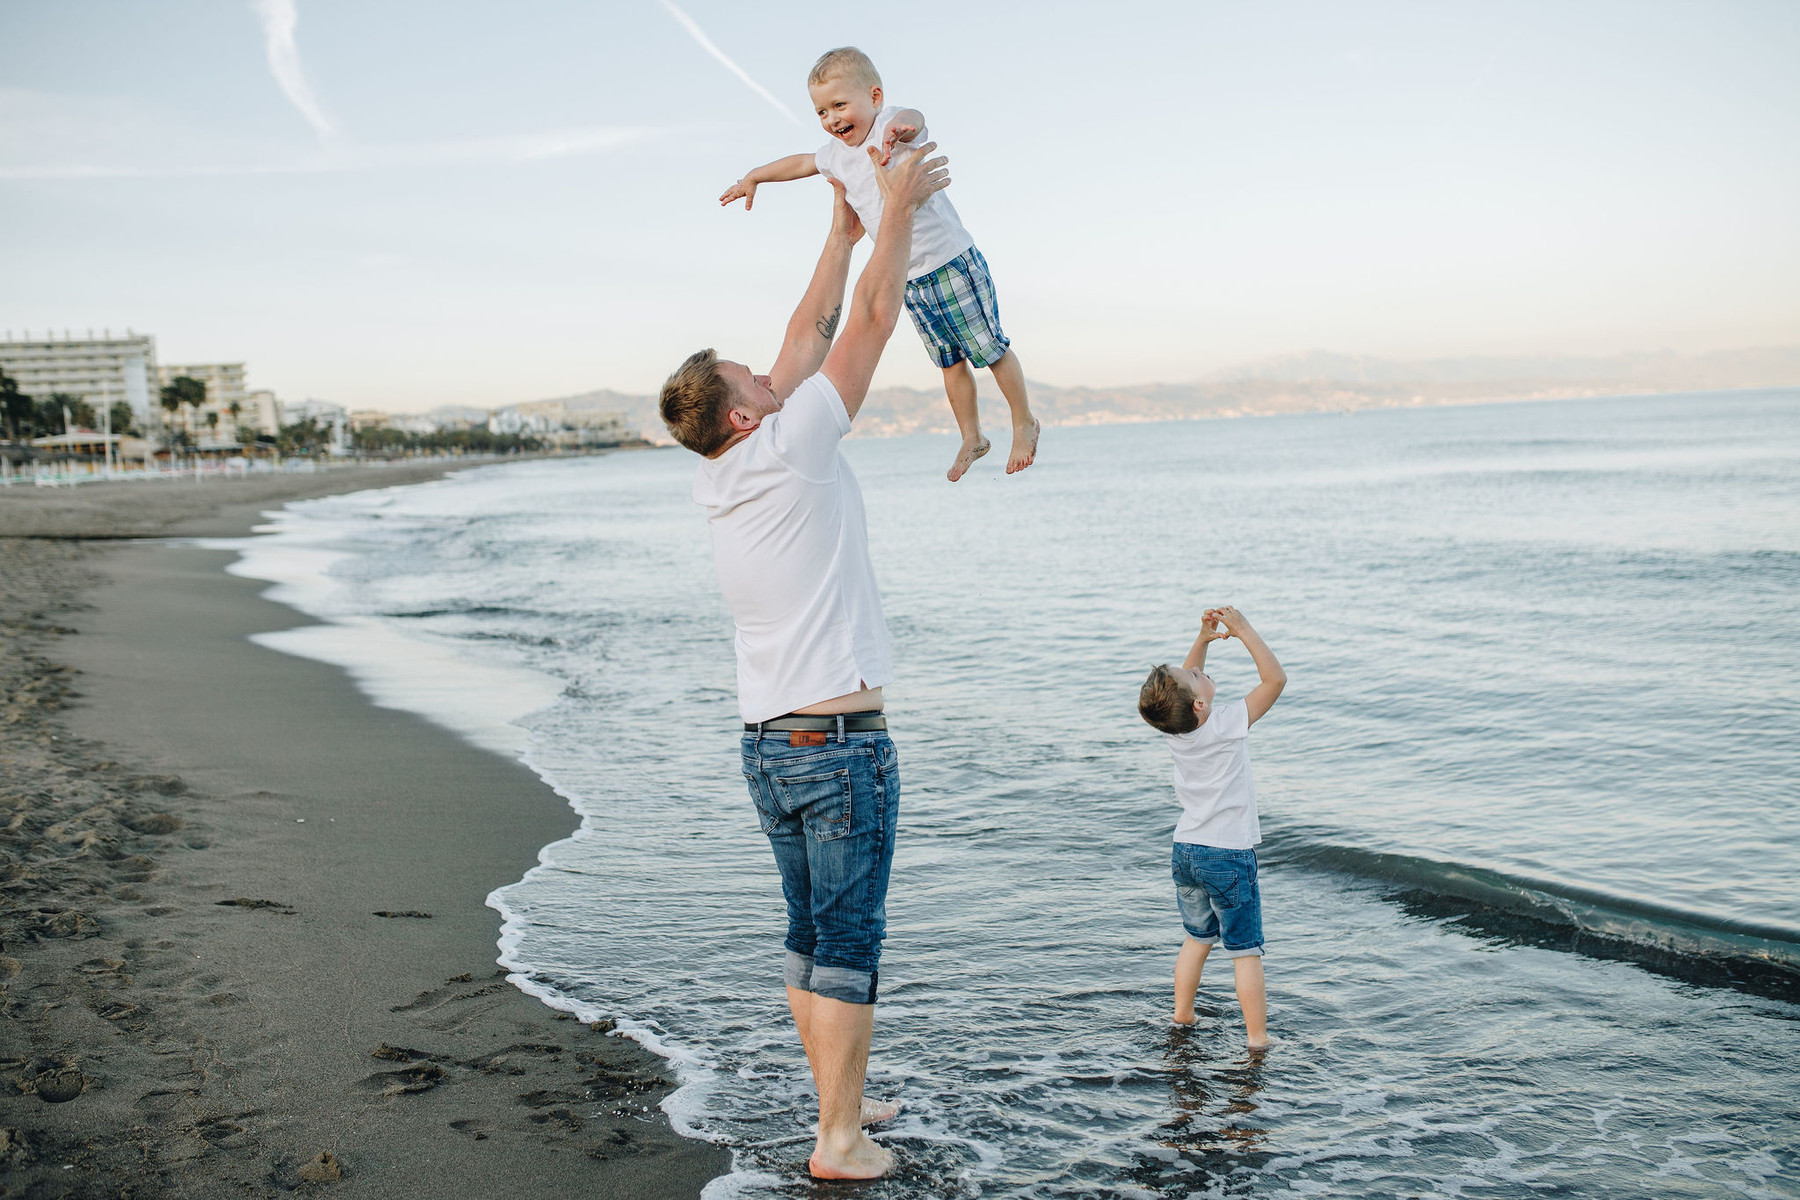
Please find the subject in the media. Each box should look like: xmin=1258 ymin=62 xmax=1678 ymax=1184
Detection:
xmin=1165 ymin=699 xmax=1260 ymax=849
xmin=692 ymin=372 xmax=894 ymax=723
xmin=814 ymin=104 xmax=974 ymax=281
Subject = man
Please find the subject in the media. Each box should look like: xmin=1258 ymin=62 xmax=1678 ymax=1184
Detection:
xmin=658 ymin=141 xmax=949 ymax=1180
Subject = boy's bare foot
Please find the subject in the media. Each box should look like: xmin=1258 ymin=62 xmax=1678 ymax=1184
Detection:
xmin=947 ymin=434 xmax=989 ymax=482
xmin=1006 ymin=418 xmax=1040 ymax=474
xmin=1246 ymin=1036 xmax=1271 ymax=1052
xmin=861 ymin=1096 xmax=901 ymax=1125
xmin=809 ymin=1134 xmax=895 ymax=1180
xmin=1172 ymin=1013 xmax=1197 ymax=1027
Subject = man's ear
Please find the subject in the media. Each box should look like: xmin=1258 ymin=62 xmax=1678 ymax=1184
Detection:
xmin=727 ymin=406 xmax=758 ymax=433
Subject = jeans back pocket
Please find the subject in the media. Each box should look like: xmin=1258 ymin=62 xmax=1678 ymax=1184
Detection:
xmin=775 ymin=767 xmax=854 ymax=842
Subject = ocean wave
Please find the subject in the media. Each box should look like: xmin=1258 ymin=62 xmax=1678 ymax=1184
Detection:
xmin=1264 ymin=826 xmax=1800 ymax=999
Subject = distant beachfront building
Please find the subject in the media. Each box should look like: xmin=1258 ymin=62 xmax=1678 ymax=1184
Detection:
xmin=285 ymin=399 xmax=350 ymax=454
xmin=158 ymin=362 xmax=253 ymax=449
xmin=246 ymin=389 xmax=284 ymax=436
xmin=0 ymin=329 xmax=160 ymax=424
xmin=348 ymin=410 xmax=393 ymax=433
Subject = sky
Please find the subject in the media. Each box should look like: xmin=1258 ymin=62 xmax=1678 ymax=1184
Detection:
xmin=2 ymin=0 xmax=1797 ymax=412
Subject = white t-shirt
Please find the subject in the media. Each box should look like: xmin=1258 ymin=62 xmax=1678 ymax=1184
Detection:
xmin=1165 ymin=699 xmax=1260 ymax=849
xmin=692 ymin=373 xmax=895 ymax=723
xmin=814 ymin=104 xmax=975 ymax=282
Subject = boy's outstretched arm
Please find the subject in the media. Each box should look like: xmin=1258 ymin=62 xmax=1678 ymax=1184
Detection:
xmin=720 ymin=153 xmax=819 ymax=210
xmin=1182 ymin=611 xmax=1224 ymax=672
xmin=767 ymin=181 xmax=863 ymax=400
xmin=1211 ymin=607 xmax=1286 ymax=725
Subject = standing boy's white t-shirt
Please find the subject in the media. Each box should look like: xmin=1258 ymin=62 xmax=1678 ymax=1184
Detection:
xmin=692 ymin=373 xmax=894 ymax=723
xmin=815 ymin=104 xmax=973 ymax=281
xmin=1165 ymin=699 xmax=1260 ymax=849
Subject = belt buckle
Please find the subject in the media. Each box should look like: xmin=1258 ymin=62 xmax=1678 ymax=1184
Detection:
xmin=790 ymin=730 xmax=827 ymax=746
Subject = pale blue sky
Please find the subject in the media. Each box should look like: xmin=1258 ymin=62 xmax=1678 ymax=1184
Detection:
xmin=3 ymin=1 xmax=1796 ymax=411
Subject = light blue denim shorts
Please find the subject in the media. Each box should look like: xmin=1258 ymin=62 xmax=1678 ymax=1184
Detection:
xmin=1172 ymin=843 xmax=1265 ymax=957
xmin=741 ymin=730 xmax=899 ymax=1006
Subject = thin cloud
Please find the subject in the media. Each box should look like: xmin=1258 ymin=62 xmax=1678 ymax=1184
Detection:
xmin=0 ymin=126 xmax=660 ymax=180
xmin=249 ymin=0 xmax=335 ymax=140
xmin=658 ymin=0 xmax=801 ymax=126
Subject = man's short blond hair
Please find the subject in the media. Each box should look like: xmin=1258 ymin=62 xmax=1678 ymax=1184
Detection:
xmin=1139 ymin=664 xmax=1200 ymax=735
xmin=659 ymin=348 xmax=735 ymax=457
xmin=808 ymin=46 xmax=881 ymax=91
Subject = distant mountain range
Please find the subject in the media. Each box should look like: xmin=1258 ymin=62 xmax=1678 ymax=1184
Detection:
xmin=523 ymin=345 xmax=1800 ymax=444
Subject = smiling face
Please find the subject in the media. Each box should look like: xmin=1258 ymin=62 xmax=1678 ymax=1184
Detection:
xmin=809 ymin=74 xmax=883 ymax=148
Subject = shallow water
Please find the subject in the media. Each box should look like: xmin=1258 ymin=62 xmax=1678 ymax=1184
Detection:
xmin=233 ymin=390 xmax=1800 ymax=1197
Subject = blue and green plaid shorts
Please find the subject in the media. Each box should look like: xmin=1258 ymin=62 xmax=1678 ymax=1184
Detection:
xmin=904 ymin=245 xmax=1011 ymax=369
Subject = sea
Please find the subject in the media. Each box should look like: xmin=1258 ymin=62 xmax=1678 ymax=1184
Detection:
xmin=219 ymin=389 xmax=1800 ymax=1199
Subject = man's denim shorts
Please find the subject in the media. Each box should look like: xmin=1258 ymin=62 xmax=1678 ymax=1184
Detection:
xmin=741 ymin=730 xmax=898 ymax=1006
xmin=1171 ymin=843 xmax=1265 ymax=958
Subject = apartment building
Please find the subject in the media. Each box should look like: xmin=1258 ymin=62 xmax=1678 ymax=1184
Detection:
xmin=0 ymin=329 xmax=160 ymax=423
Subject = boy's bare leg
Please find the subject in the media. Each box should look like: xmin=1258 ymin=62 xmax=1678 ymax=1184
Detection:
xmin=941 ymin=361 xmax=989 ymax=481
xmin=1173 ymin=936 xmax=1211 ymax=1025
xmin=1232 ymin=955 xmax=1269 ymax=1049
xmin=986 ymin=349 xmax=1040 ymax=474
xmin=791 ymin=991 xmax=894 ymax=1179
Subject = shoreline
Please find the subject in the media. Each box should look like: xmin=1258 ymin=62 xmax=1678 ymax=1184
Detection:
xmin=0 ymin=463 xmax=728 ymax=1197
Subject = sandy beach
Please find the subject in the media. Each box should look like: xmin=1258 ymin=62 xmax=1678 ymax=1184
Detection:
xmin=1 ymin=464 xmax=728 ymax=1197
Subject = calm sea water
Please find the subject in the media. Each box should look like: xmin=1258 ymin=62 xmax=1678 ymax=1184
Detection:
xmin=230 ymin=391 xmax=1800 ymax=1199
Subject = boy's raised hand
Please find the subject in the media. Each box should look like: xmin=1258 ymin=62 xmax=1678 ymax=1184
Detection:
xmin=879 ymin=122 xmax=918 ymax=166
xmin=720 ymin=176 xmax=758 ymax=210
xmin=1207 ymin=606 xmax=1250 ymax=638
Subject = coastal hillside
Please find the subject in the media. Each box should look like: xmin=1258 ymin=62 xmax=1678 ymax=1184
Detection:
xmin=534 ymin=345 xmax=1800 ymax=444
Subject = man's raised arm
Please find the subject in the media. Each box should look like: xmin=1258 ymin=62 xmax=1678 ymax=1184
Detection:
xmin=768 ymin=180 xmax=865 ymax=400
xmin=821 ymin=142 xmax=950 ymax=421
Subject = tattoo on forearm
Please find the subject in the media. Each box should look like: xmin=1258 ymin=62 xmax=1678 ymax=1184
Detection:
xmin=816 ymin=304 xmax=842 ymax=340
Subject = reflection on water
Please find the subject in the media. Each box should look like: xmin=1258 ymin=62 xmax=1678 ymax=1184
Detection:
xmin=247 ymin=390 xmax=1800 ymax=1197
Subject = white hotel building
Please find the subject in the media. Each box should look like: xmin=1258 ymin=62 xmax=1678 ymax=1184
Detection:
xmin=0 ymin=329 xmax=160 ymax=424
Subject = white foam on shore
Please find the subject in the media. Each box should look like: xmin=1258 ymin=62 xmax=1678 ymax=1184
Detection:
xmin=195 ymin=508 xmax=562 ymax=759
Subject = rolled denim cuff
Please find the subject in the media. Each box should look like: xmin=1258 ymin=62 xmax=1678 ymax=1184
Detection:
xmin=1220 ymin=944 xmax=1265 ymax=959
xmin=784 ymin=951 xmax=814 ymax=992
xmin=809 ymin=964 xmax=877 ymax=1006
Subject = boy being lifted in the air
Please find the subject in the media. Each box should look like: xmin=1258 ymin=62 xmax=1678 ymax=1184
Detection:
xmin=721 ymin=46 xmax=1041 ymax=482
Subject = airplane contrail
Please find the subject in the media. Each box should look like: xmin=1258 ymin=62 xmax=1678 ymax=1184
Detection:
xmin=658 ymin=0 xmax=802 ymax=126
xmin=249 ymin=0 xmax=335 ymax=140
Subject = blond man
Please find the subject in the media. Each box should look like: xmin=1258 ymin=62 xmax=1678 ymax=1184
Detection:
xmin=660 ymin=141 xmax=948 ymax=1180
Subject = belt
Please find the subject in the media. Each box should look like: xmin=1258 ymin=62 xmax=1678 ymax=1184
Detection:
xmin=745 ymin=711 xmax=887 ymax=734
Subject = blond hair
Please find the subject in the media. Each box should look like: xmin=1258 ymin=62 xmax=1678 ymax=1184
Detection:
xmin=1138 ymin=665 xmax=1200 ymax=735
xmin=808 ymin=46 xmax=881 ymax=91
xmin=659 ymin=348 xmax=735 ymax=457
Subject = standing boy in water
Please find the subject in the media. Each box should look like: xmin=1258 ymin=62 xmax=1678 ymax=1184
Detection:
xmin=719 ymin=46 xmax=1041 ymax=482
xmin=1137 ymin=606 xmax=1286 ymax=1049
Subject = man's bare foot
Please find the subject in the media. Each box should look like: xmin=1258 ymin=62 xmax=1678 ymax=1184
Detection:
xmin=861 ymin=1096 xmax=901 ymax=1125
xmin=809 ymin=1133 xmax=895 ymax=1180
xmin=947 ymin=434 xmax=989 ymax=482
xmin=1006 ymin=418 xmax=1040 ymax=474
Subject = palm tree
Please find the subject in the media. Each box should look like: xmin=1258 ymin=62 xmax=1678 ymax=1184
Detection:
xmin=158 ymin=376 xmax=206 ymax=449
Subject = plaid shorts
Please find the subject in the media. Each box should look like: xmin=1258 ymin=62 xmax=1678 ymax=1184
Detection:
xmin=904 ymin=245 xmax=1011 ymax=369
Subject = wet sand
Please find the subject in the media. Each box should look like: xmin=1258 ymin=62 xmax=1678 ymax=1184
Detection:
xmin=0 ymin=464 xmax=728 ymax=1197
